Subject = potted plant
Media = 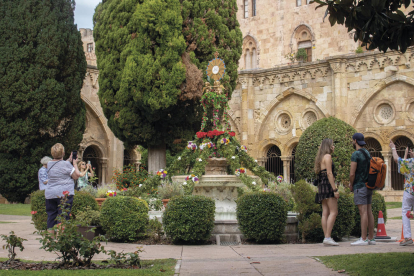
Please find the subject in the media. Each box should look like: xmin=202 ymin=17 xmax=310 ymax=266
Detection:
xmin=157 ymin=182 xmax=184 ymax=208
xmin=295 ymin=48 xmax=308 ymax=63
xmin=95 ymin=183 xmax=117 ymax=206
xmin=75 ymin=207 xmax=103 ymax=241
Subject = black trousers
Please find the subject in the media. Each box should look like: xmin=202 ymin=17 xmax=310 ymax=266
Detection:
xmin=45 ymin=195 xmax=74 ymax=229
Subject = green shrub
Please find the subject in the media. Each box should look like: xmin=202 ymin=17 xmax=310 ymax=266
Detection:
xmin=100 ymin=196 xmax=149 ymax=242
xmin=291 ymin=180 xmax=321 ymax=242
xmin=236 ymin=192 xmax=288 ymax=243
xmin=268 ymin=181 xmax=295 ymax=211
xmin=332 ymin=191 xmax=356 ymax=240
xmin=157 ymin=182 xmax=184 ymax=199
xmin=71 ymin=191 xmax=99 ymax=218
xmin=147 ymin=218 xmax=164 ymax=242
xmin=295 ymin=117 xmax=357 ymax=184
xmin=30 ymin=190 xmax=47 ymax=230
xmin=351 ymin=191 xmax=387 ymax=236
xmin=80 ymin=185 xmax=97 ymax=198
xmin=112 ymin=165 xmax=148 ymax=190
xmin=163 ymin=195 xmax=215 ymax=244
xmin=74 ymin=206 xmax=101 ymax=226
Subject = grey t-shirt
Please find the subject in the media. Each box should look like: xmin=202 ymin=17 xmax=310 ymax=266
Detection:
xmin=45 ymin=160 xmax=75 ymax=199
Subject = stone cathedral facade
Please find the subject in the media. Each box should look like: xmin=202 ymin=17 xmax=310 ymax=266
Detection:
xmin=78 ymin=2 xmax=414 ymax=200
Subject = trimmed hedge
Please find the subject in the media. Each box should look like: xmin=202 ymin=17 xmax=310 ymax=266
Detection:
xmin=163 ymin=195 xmax=215 ymax=244
xmin=100 ymin=196 xmax=149 ymax=242
xmin=332 ymin=191 xmax=356 ymax=240
xmin=295 ymin=117 xmax=357 ymax=184
xmin=30 ymin=190 xmax=47 ymax=230
xmin=236 ymin=192 xmax=288 ymax=243
xmin=351 ymin=191 xmax=387 ymax=236
xmin=71 ymin=191 xmax=99 ymax=218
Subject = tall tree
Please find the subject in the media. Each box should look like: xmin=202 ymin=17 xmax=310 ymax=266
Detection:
xmin=0 ymin=0 xmax=86 ymax=202
xmin=314 ymin=0 xmax=414 ymax=53
xmin=93 ymin=0 xmax=242 ymax=173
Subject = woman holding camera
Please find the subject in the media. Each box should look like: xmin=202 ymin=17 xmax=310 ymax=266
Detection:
xmin=45 ymin=143 xmax=80 ymax=229
xmin=77 ymin=161 xmax=94 ymax=190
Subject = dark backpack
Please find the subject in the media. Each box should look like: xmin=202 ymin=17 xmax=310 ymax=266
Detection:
xmin=358 ymin=149 xmax=387 ymax=190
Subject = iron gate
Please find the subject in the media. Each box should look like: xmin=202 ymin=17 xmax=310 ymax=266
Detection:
xmin=365 ymin=138 xmax=384 ymax=159
xmin=289 ymin=146 xmax=297 ymax=183
xmin=391 ymin=136 xmax=413 ymax=190
xmin=265 ymin=145 xmax=283 ymax=178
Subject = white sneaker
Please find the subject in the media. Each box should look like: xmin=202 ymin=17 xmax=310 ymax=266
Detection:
xmin=323 ymin=238 xmax=339 ymax=246
xmin=351 ymin=237 xmax=368 ymax=246
xmin=368 ymin=239 xmax=376 ymax=245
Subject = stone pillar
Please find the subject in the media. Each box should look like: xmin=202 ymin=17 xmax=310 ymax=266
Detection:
xmin=281 ymin=156 xmax=291 ymax=183
xmin=100 ymin=158 xmax=108 ymax=185
xmin=257 ymin=157 xmax=266 ymax=167
xmin=329 ymin=59 xmax=346 ymax=120
xmin=241 ymin=79 xmax=249 ymax=146
xmin=381 ymin=151 xmax=393 ymax=191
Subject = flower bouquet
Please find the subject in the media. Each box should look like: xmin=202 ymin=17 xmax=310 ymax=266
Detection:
xmin=184 ymin=174 xmax=199 ymax=185
xmin=240 ymin=145 xmax=248 ymax=152
xmin=220 ymin=138 xmax=230 ymax=145
xmin=277 ymin=175 xmax=283 ymax=183
xmin=235 ymin=168 xmax=246 ymax=176
xmin=157 ymin=169 xmax=167 ymax=179
xmin=106 ymin=190 xmax=117 ymax=197
xmin=187 ymin=142 xmax=197 ymax=150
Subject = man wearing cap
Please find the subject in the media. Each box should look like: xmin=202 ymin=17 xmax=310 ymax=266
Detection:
xmin=349 ymin=133 xmax=375 ymax=246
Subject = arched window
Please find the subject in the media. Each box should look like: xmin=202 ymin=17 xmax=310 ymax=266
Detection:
xmin=242 ymin=36 xmax=259 ymax=70
xmin=391 ymin=136 xmax=414 ymax=190
xmin=265 ymin=145 xmax=283 ymax=177
xmin=245 ymin=49 xmax=251 ymax=70
xmin=83 ymin=146 xmax=101 ymax=185
xmin=292 ymin=26 xmax=314 ymax=62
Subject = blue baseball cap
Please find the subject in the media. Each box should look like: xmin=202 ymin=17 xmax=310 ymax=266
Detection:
xmin=352 ymin=133 xmax=366 ymax=146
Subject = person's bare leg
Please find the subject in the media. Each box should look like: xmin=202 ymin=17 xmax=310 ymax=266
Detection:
xmin=358 ymin=204 xmax=368 ymax=239
xmin=326 ymin=197 xmax=338 ymax=238
xmin=367 ymin=204 xmax=374 ymax=240
xmin=321 ymin=199 xmax=329 ymax=237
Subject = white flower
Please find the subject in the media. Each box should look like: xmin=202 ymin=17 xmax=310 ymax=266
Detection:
xmin=178 ymin=156 xmax=181 ymax=160
xmin=198 ymin=158 xmax=202 ymax=162
xmin=183 ymin=181 xmax=187 ymax=185
xmin=252 ymin=181 xmax=256 ymax=186
xmin=139 ymin=184 xmax=143 ymax=187
xmin=232 ymin=156 xmax=236 ymax=159
xmin=235 ymin=172 xmax=240 ymax=176
xmin=255 ymin=160 xmax=258 ymax=162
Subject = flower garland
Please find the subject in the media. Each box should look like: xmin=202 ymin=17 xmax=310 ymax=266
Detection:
xmin=235 ymin=167 xmax=246 ymax=176
xmin=220 ymin=138 xmax=230 ymax=145
xmin=184 ymin=174 xmax=199 ymax=185
xmin=277 ymin=175 xmax=283 ymax=183
xmin=157 ymin=169 xmax=167 ymax=179
xmin=187 ymin=142 xmax=197 ymax=150
xmin=240 ymin=145 xmax=247 ymax=152
xmin=199 ymin=141 xmax=215 ymax=150
xmin=106 ymin=190 xmax=117 ymax=197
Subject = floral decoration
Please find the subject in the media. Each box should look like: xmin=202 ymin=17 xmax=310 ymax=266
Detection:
xmin=200 ymin=142 xmax=215 ymax=150
xmin=157 ymin=169 xmax=168 ymax=179
xmin=277 ymin=175 xmax=283 ymax=183
xmin=31 ymin=211 xmax=37 ymax=215
xmin=240 ymin=145 xmax=247 ymax=152
xmin=235 ymin=168 xmax=246 ymax=176
xmin=220 ymin=138 xmax=230 ymax=145
xmin=62 ymin=191 xmax=69 ymax=196
xmin=185 ymin=174 xmax=199 ymax=185
xmin=106 ymin=190 xmax=117 ymax=197
xmin=187 ymin=142 xmax=198 ymax=150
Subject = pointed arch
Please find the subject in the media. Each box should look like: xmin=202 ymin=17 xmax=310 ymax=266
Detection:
xmin=351 ymin=74 xmax=414 ymax=126
xmin=81 ymin=95 xmax=110 ymax=143
xmin=242 ymin=35 xmax=260 ymax=69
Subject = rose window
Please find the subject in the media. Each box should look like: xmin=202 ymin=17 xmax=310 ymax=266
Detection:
xmin=304 ymin=111 xmax=317 ymax=127
xmin=278 ymin=114 xmax=291 ymax=130
xmin=379 ymin=105 xmax=393 ymax=120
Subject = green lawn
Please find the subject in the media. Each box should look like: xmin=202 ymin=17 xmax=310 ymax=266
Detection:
xmin=386 ymin=202 xmax=402 ymax=209
xmin=0 ymin=259 xmax=176 ymax=275
xmin=0 ymin=221 xmax=15 ymax=223
xmin=390 ymin=216 xmax=402 ymax=220
xmin=0 ymin=204 xmax=31 ymax=216
xmin=318 ymin=253 xmax=414 ymax=276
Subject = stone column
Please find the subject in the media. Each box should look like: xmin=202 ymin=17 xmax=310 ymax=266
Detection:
xmin=329 ymin=59 xmax=346 ymax=120
xmin=381 ymin=151 xmax=393 ymax=190
xmin=99 ymin=158 xmax=108 ymax=185
xmin=257 ymin=157 xmax=266 ymax=167
xmin=241 ymin=79 xmax=249 ymax=146
xmin=281 ymin=156 xmax=291 ymax=183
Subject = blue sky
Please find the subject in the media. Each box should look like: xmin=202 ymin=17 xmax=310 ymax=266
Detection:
xmin=74 ymin=0 xmax=101 ymax=30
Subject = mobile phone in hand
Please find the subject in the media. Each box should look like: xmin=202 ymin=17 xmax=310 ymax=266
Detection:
xmin=72 ymin=151 xmax=77 ymax=162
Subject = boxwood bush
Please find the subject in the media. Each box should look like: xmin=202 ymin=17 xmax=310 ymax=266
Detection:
xmin=332 ymin=191 xmax=356 ymax=240
xmin=30 ymin=190 xmax=47 ymax=230
xmin=163 ymin=195 xmax=215 ymax=244
xmin=295 ymin=117 xmax=357 ymax=184
xmin=100 ymin=196 xmax=149 ymax=242
xmin=71 ymin=191 xmax=99 ymax=218
xmin=351 ymin=191 xmax=387 ymax=236
xmin=236 ymin=192 xmax=288 ymax=243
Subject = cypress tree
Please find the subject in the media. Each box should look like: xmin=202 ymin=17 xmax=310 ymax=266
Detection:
xmin=0 ymin=0 xmax=86 ymax=202
xmin=93 ymin=0 xmax=242 ymax=173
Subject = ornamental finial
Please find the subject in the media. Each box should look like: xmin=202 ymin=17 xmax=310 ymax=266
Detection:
xmin=214 ymin=51 xmax=219 ymax=59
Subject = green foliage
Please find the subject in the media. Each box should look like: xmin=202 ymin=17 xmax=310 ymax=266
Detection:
xmin=332 ymin=191 xmax=356 ymax=240
xmin=355 ymin=46 xmax=364 ymax=54
xmin=37 ymin=195 xmax=106 ymax=265
xmin=112 ymin=165 xmax=148 ymax=190
xmin=80 ymin=185 xmax=98 ymax=198
xmin=71 ymin=191 xmax=99 ymax=218
xmin=74 ymin=206 xmax=101 ymax=227
xmin=30 ymin=190 xmax=48 ymax=230
xmin=295 ymin=48 xmax=308 ymax=62
xmin=0 ymin=0 xmax=86 ymax=202
xmin=351 ymin=191 xmax=387 ymax=236
xmin=295 ymin=117 xmax=357 ymax=184
xmin=236 ymin=192 xmax=288 ymax=243
xmin=157 ymin=182 xmax=184 ymax=199
xmin=163 ymin=195 xmax=215 ymax=243
xmin=267 ymin=181 xmax=295 ymax=210
xmin=93 ymin=0 xmax=242 ymax=150
xmin=1 ymin=231 xmax=27 ymax=261
xmin=147 ymin=218 xmax=164 ymax=242
xmin=314 ymin=0 xmax=414 ymax=53
xmin=290 ymin=180 xmax=322 ymax=242
xmin=100 ymin=196 xmax=149 ymax=242
xmin=106 ymin=249 xmax=142 ymax=268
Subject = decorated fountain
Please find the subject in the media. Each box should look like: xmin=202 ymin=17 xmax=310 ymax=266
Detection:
xmin=170 ymin=53 xmax=276 ymax=230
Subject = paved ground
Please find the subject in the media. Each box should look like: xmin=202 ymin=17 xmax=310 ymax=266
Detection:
xmin=0 ymin=207 xmax=412 ymax=275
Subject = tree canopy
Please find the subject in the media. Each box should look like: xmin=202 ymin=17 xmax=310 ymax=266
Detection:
xmin=314 ymin=0 xmax=414 ymax=53
xmin=0 ymin=0 xmax=86 ymax=202
xmin=93 ymin=0 xmax=242 ymax=157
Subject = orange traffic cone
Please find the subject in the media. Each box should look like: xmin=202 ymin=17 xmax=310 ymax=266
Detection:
xmin=375 ymin=211 xmax=391 ymax=239
xmin=397 ymin=223 xmax=414 ymax=243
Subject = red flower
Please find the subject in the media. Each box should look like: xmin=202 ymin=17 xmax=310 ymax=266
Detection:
xmin=229 ymin=132 xmax=236 ymax=137
xmin=407 ymin=211 xmax=413 ymax=219
xmin=31 ymin=211 xmax=37 ymax=215
xmin=196 ymin=132 xmax=207 ymax=139
xmin=122 ymin=188 xmax=127 ymax=191
xmin=62 ymin=191 xmax=69 ymax=196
